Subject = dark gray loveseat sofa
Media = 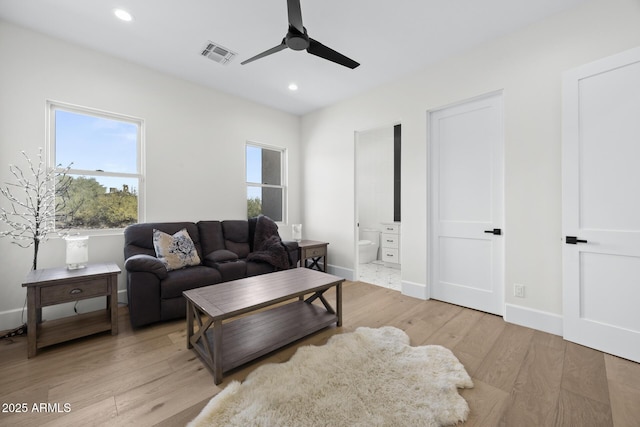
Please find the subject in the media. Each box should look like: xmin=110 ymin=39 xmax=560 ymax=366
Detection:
xmin=123 ymin=217 xmax=299 ymax=327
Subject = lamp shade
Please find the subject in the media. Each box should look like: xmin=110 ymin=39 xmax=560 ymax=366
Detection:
xmin=292 ymin=224 xmax=302 ymax=242
xmin=65 ymin=235 xmax=89 ymax=270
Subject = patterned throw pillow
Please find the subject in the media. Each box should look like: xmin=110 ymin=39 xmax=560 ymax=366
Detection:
xmin=153 ymin=228 xmax=201 ymax=271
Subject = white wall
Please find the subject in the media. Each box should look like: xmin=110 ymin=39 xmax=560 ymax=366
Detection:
xmin=301 ymin=0 xmax=640 ymax=330
xmin=0 ymin=22 xmax=301 ymax=331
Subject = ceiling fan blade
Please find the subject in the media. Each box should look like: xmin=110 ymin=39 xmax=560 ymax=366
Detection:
xmin=307 ymin=38 xmax=360 ymax=69
xmin=241 ymin=42 xmax=287 ymax=65
xmin=287 ymin=0 xmax=304 ymax=33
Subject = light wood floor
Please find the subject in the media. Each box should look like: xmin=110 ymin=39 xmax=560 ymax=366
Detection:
xmin=1 ymin=281 xmax=639 ymax=426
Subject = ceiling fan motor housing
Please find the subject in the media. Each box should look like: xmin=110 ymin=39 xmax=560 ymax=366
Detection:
xmin=286 ymin=26 xmax=309 ymax=50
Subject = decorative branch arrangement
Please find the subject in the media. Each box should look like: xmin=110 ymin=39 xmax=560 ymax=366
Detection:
xmin=0 ymin=148 xmax=72 ymax=270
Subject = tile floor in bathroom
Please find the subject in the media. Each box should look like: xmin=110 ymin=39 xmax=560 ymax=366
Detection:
xmin=357 ymin=260 xmax=401 ymax=291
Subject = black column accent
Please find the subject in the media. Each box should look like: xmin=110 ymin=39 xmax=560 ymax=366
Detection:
xmin=394 ymin=124 xmax=401 ymax=222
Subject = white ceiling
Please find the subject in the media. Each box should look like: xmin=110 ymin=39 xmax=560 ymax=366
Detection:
xmin=0 ymin=0 xmax=588 ymax=115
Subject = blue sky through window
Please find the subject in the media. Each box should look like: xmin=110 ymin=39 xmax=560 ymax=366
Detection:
xmin=55 ymin=109 xmax=139 ymax=192
xmin=246 ymin=145 xmax=262 ymax=201
xmin=55 ymin=110 xmax=137 ymax=173
xmin=246 ymin=145 xmax=261 ymax=184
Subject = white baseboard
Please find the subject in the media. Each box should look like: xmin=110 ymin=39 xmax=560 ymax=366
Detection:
xmin=326 ymin=264 xmax=354 ymax=281
xmin=504 ymin=303 xmax=563 ymax=336
xmin=401 ymin=280 xmax=428 ymax=300
xmin=0 ymin=306 xmax=26 ymax=333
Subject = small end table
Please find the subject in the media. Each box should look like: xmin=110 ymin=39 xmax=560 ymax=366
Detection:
xmin=22 ymin=262 xmax=121 ymax=358
xmin=297 ymin=240 xmax=329 ymax=272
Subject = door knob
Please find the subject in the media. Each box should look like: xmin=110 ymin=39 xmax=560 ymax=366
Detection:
xmin=484 ymin=228 xmax=502 ymax=235
xmin=565 ymin=236 xmax=587 ymax=244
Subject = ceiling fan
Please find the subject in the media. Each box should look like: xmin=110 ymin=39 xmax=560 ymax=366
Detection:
xmin=241 ymin=0 xmax=360 ymax=69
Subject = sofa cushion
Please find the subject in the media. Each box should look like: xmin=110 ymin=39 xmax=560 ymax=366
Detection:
xmin=205 ymin=249 xmax=239 ymax=263
xmin=215 ymin=260 xmax=247 ymax=282
xmin=246 ymin=260 xmax=276 ymax=277
xmin=153 ymin=228 xmax=201 ymax=271
xmin=198 ymin=220 xmax=226 ymax=256
xmin=221 ymin=220 xmax=250 ymax=258
xmin=160 ymin=265 xmax=221 ymax=299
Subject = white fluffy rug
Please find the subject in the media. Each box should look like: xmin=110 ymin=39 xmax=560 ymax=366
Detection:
xmin=188 ymin=326 xmax=473 ymax=427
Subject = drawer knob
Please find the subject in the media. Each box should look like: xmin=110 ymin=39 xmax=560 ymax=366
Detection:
xmin=69 ymin=288 xmax=83 ymax=295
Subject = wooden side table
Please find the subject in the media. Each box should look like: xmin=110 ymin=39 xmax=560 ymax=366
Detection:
xmin=22 ymin=262 xmax=121 ymax=358
xmin=298 ymin=240 xmax=329 ymax=272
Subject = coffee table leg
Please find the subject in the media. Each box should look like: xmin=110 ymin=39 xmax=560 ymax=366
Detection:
xmin=186 ymin=301 xmax=193 ymax=349
xmin=213 ymin=319 xmax=223 ymax=384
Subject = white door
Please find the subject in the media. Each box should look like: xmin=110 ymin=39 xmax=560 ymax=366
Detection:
xmin=428 ymin=92 xmax=504 ymax=315
xmin=562 ymin=47 xmax=640 ymax=363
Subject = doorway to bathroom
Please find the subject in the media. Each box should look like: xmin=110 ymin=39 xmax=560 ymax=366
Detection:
xmin=354 ymin=123 xmax=401 ymax=291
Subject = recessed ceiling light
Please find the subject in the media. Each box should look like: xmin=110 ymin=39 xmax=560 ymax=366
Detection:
xmin=288 ymin=83 xmax=299 ymax=91
xmin=113 ymin=8 xmax=134 ymax=22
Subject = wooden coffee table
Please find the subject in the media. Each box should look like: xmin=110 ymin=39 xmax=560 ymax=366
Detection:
xmin=183 ymin=268 xmax=344 ymax=384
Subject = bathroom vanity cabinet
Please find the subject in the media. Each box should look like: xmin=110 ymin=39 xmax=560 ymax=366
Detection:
xmin=381 ymin=223 xmax=401 ymax=266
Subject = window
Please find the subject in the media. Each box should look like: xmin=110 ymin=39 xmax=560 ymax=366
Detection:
xmin=246 ymin=143 xmax=286 ymax=222
xmin=48 ymin=102 xmax=144 ymax=231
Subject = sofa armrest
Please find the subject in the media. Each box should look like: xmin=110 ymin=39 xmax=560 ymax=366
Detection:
xmin=282 ymin=240 xmax=300 ymax=267
xmin=126 ymin=271 xmax=162 ymax=328
xmin=124 ymin=254 xmax=168 ymax=280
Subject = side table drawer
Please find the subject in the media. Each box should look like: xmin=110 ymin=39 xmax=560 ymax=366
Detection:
xmin=304 ymin=246 xmax=326 ymax=258
xmin=40 ymin=278 xmax=108 ymax=306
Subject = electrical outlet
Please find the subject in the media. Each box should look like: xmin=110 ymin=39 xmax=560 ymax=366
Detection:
xmin=514 ymin=284 xmax=525 ymax=298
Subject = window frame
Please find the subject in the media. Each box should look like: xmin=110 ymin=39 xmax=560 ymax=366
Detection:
xmin=245 ymin=141 xmax=287 ymax=224
xmin=46 ymin=100 xmax=146 ymax=235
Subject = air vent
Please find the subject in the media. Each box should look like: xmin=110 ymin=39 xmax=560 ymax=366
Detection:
xmin=200 ymin=41 xmax=236 ymax=65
